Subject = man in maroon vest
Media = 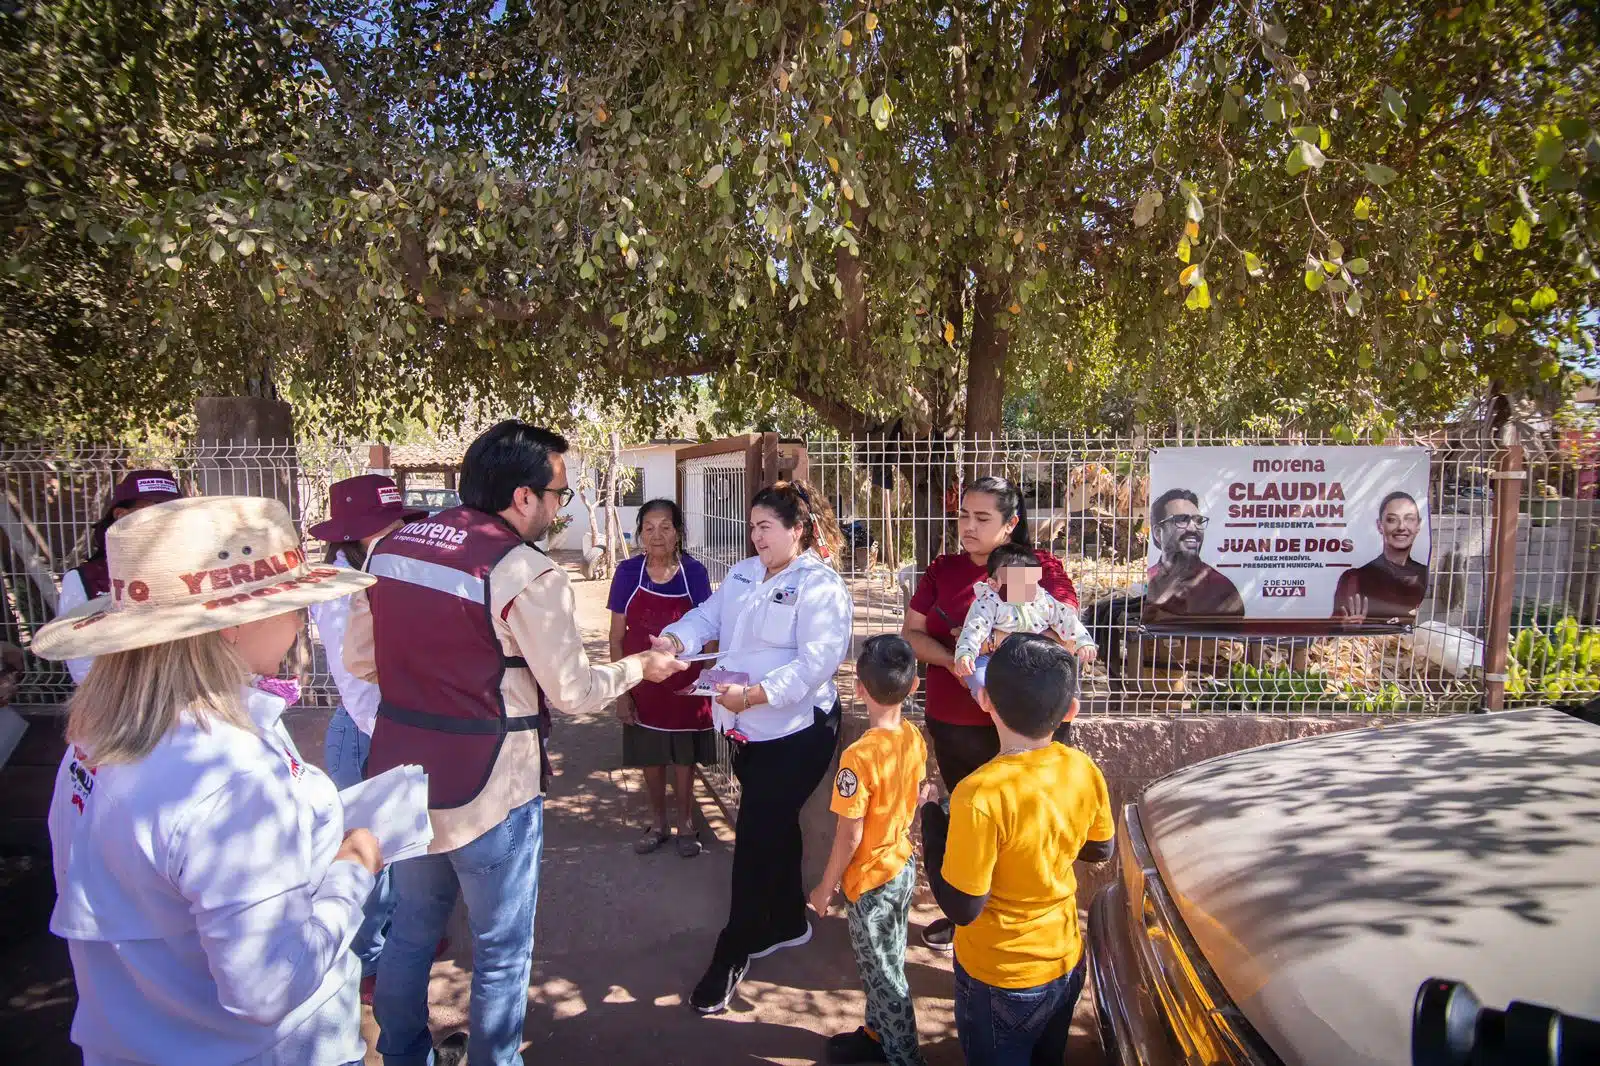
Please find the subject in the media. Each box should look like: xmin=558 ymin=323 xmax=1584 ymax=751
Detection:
xmin=345 ymin=421 xmax=684 ymax=1065
xmin=56 ymin=469 xmax=184 ymax=685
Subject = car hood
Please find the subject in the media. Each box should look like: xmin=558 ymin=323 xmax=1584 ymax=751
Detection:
xmin=1139 ymin=709 xmax=1600 ymax=1066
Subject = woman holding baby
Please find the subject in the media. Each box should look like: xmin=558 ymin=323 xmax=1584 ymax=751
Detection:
xmin=901 ymin=475 xmax=1090 ymax=952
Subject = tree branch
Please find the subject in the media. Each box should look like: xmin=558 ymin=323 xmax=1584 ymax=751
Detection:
xmin=395 ymin=233 xmax=635 ymax=357
xmin=271 ymin=1 xmax=360 ymax=105
xmin=836 ymin=199 xmax=870 ymax=347
xmin=1082 ymin=0 xmax=1223 ymax=118
xmin=789 ymin=379 xmax=880 ymax=434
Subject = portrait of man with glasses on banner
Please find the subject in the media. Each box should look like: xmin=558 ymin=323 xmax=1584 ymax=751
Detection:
xmin=1143 ymin=487 xmax=1245 ymax=628
xmin=1333 ymin=490 xmax=1429 ymax=627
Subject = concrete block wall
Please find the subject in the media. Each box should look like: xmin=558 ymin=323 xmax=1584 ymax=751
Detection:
xmin=801 ymin=710 xmax=1401 ymax=899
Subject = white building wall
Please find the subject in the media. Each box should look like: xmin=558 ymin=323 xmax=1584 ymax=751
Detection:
xmin=549 ymin=444 xmax=680 ymax=552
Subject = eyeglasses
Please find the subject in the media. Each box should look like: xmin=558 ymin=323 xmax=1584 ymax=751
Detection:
xmin=538 ymin=486 xmax=574 ymax=508
xmin=1159 ymin=514 xmax=1209 ymax=531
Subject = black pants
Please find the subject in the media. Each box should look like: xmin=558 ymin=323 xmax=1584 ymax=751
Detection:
xmin=714 ymin=704 xmax=841 ymax=965
xmin=927 ymin=717 xmax=1075 ymax=792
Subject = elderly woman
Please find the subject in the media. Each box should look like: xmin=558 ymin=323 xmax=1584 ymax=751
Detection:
xmin=35 ymin=496 xmax=383 ymax=1066
xmin=608 ymin=499 xmax=716 ymax=858
xmin=653 ymin=480 xmax=853 ymax=1016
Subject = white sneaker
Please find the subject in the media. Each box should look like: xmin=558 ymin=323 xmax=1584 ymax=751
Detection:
xmin=749 ymin=922 xmax=813 ymax=959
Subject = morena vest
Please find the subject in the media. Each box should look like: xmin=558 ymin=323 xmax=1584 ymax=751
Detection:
xmin=363 ymin=507 xmax=550 ymax=809
xmin=75 ymin=555 xmax=112 ymax=599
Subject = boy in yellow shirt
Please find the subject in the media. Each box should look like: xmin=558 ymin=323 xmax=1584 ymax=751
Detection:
xmin=808 ymin=635 xmax=930 ymax=1066
xmin=921 ymin=633 xmax=1114 ymax=1066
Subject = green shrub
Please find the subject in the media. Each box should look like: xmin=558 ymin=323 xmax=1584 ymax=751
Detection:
xmin=1510 ymin=599 xmax=1567 ymax=636
xmin=1507 ymin=617 xmax=1600 ymax=705
xmin=1197 ymin=663 xmax=1422 ymax=715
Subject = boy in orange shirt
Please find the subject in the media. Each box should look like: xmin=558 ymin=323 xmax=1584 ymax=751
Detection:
xmin=808 ymin=634 xmax=930 ymax=1066
xmin=921 ymin=633 xmax=1114 ymax=1066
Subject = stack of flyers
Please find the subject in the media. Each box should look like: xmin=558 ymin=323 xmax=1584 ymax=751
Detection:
xmin=678 ymin=668 xmax=749 ymax=698
xmin=339 ymin=765 xmax=433 ymax=863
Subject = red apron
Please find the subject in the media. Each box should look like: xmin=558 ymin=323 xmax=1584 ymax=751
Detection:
xmin=622 ymin=566 xmax=714 ymax=732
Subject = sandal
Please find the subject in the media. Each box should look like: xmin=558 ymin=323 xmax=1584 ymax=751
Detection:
xmin=634 ymin=827 xmax=671 ymax=855
xmin=676 ymin=830 xmax=703 ymax=858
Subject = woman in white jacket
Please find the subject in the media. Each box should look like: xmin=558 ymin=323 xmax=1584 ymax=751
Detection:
xmin=307 ymin=473 xmax=426 ymax=1000
xmin=32 ymin=495 xmax=384 ymax=1066
xmin=654 ymin=480 xmax=854 ymax=1015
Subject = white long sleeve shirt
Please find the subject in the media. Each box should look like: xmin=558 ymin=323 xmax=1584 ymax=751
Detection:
xmin=662 ymin=550 xmax=853 ymax=742
xmin=49 ymin=686 xmax=373 ymax=1066
xmin=307 ymin=551 xmax=380 ymax=735
xmin=57 ymin=568 xmax=96 ymax=685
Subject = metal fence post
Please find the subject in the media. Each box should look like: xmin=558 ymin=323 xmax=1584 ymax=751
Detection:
xmin=1483 ymin=442 xmax=1526 ymax=711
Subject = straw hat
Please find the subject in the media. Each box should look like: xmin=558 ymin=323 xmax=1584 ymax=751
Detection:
xmin=33 ymin=496 xmax=375 ymax=661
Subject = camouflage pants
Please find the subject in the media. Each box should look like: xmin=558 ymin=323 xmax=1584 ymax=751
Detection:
xmin=846 ymin=860 xmax=927 ymax=1066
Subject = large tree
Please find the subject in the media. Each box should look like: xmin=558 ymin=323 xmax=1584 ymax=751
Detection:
xmin=2 ymin=0 xmax=1595 ymax=440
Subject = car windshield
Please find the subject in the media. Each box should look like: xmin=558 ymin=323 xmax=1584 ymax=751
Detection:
xmin=404 ymin=489 xmax=459 ymax=509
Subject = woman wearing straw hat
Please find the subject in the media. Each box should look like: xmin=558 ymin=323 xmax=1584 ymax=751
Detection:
xmin=307 ymin=474 xmax=427 ymax=1002
xmin=34 ymin=495 xmax=384 ymax=1066
xmin=56 ymin=469 xmax=184 ymax=685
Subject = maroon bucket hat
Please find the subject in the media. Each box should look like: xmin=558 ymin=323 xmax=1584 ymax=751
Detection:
xmin=309 ymin=474 xmax=427 ymax=543
xmin=108 ymin=469 xmax=183 ymax=514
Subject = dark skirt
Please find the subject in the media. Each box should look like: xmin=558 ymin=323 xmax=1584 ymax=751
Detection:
xmin=622 ymin=724 xmax=718 ymax=767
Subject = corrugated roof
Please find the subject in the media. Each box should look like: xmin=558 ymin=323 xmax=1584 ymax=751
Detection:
xmin=391 ymin=439 xmax=471 ymax=467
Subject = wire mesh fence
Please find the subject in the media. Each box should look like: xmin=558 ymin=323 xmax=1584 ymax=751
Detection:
xmin=0 ymin=440 xmax=369 ymax=711
xmin=804 ymin=431 xmax=1507 ymax=718
xmin=679 ymin=451 xmax=751 ymax=585
xmin=8 ymin=428 xmax=1597 ymax=733
xmin=1502 ymin=435 xmax=1600 ymax=708
xmin=675 ymin=448 xmax=754 ymax=802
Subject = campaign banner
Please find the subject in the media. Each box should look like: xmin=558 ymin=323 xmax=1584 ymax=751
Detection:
xmin=1143 ymin=446 xmax=1432 ymax=636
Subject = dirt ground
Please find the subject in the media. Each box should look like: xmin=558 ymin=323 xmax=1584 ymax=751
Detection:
xmin=0 ymin=567 xmax=1106 ymax=1065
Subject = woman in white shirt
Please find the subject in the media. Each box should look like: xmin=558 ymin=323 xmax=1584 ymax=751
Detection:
xmin=32 ymin=495 xmax=383 ymax=1066
xmin=307 ymin=474 xmax=425 ymax=999
xmin=654 ymin=480 xmax=854 ymax=1015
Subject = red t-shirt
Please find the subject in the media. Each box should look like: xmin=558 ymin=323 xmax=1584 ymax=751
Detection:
xmin=908 ymin=550 xmax=1079 ymax=726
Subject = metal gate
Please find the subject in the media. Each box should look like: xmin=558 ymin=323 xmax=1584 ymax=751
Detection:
xmin=679 ymin=452 xmax=750 ymax=585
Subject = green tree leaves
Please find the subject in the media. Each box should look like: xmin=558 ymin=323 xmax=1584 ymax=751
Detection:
xmin=1 ymin=0 xmax=1594 ymax=444
xmin=1363 ymin=163 xmax=1397 ymax=186
xmin=1286 ymin=141 xmax=1326 ymax=174
xmin=1382 ymin=86 xmax=1406 ymax=125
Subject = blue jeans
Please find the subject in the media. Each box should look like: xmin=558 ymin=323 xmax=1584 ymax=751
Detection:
xmin=953 ymin=958 xmax=1087 ymax=1066
xmin=324 ymin=706 xmax=395 ymax=976
xmin=375 ymin=795 xmax=544 ymax=1066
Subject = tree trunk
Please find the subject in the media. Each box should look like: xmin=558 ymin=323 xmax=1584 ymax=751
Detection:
xmin=603 ymin=430 xmax=621 ymax=570
xmin=578 ymin=486 xmax=598 ymax=554
xmin=1487 ymin=383 xmax=1513 ymax=444
xmin=963 ymin=285 xmax=1013 ymax=442
xmin=878 ymin=485 xmax=897 ymax=571
xmin=906 ymin=436 xmax=961 ymax=570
